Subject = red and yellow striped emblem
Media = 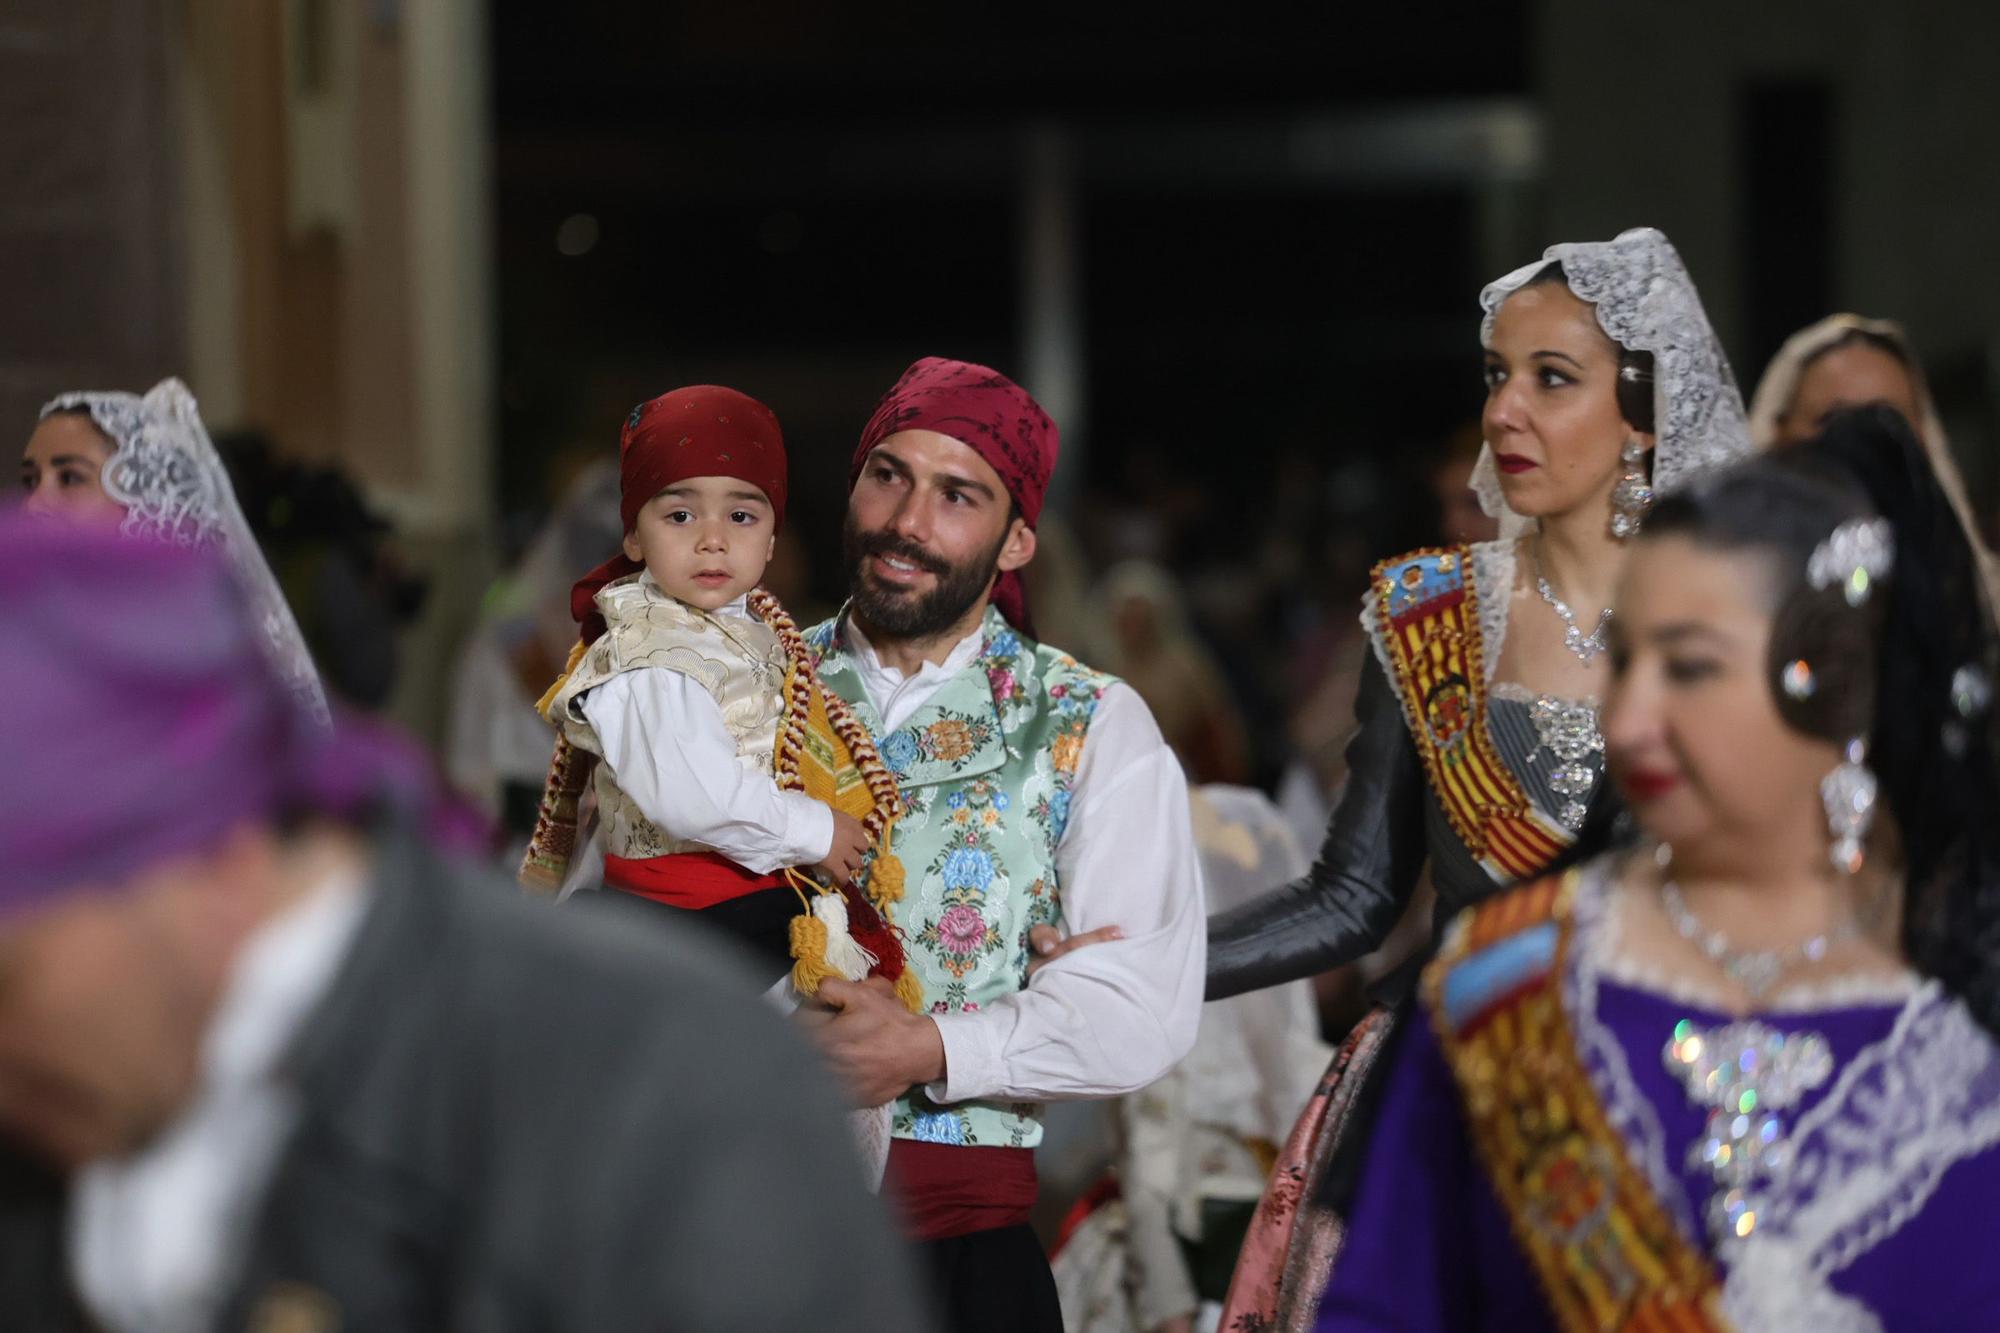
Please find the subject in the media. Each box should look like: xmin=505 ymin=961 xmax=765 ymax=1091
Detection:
xmin=1372 ymin=546 xmax=1571 ymax=883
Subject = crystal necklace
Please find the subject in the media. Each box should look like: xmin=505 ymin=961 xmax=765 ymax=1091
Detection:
xmin=1531 ymin=543 xmax=1612 ymax=665
xmin=1526 ymin=695 xmax=1603 ymax=833
xmin=1656 ymin=859 xmax=1863 ymax=1000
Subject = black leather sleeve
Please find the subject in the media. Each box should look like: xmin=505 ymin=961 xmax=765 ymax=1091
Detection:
xmin=1205 ymin=650 xmax=1430 ymax=1000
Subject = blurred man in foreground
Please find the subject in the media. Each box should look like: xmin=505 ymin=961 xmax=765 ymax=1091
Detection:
xmin=0 ymin=514 xmax=924 ymax=1331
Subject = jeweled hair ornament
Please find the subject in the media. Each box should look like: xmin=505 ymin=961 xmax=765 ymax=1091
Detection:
xmin=1807 ymin=517 xmax=1896 ymax=608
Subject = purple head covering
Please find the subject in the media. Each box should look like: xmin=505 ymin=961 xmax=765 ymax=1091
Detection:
xmin=0 ymin=511 xmax=479 ymax=919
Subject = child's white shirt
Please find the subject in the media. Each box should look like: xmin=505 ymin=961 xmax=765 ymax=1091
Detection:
xmin=576 ymin=593 xmax=835 ymax=874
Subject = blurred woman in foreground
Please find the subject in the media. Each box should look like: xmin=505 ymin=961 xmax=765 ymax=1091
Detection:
xmin=1316 ymin=407 xmax=2000 ymax=1329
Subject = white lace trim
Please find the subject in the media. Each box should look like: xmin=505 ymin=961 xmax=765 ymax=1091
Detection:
xmin=1565 ymin=857 xmax=2000 ymax=1327
xmin=1775 ymin=984 xmax=2000 ymax=1274
xmin=1467 ymin=538 xmax=1514 ymax=678
xmin=43 ymin=379 xmax=329 ymax=727
xmin=1564 ymin=861 xmax=1700 ymax=1238
xmin=1471 ymin=228 xmax=1753 ymax=537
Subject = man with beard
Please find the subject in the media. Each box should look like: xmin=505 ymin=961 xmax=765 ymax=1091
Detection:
xmin=804 ymin=356 xmax=1206 ymax=1332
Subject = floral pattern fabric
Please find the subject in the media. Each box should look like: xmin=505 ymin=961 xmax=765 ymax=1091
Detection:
xmin=810 ymin=605 xmax=1114 ymax=1149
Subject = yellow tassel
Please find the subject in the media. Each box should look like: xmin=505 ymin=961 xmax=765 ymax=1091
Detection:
xmin=893 ymin=966 xmax=925 ymax=1015
xmin=789 ymin=912 xmax=838 ymax=999
xmin=534 ymin=640 xmax=589 ymax=722
xmin=865 ymin=820 xmax=905 ymax=906
xmin=867 ymin=849 xmax=906 ymax=906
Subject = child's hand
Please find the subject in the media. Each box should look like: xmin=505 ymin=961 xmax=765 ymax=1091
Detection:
xmin=815 ymin=811 xmax=870 ymax=884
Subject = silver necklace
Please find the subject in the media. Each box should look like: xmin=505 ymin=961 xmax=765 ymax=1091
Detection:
xmin=1531 ymin=544 xmax=1612 ymax=664
xmin=1657 ymin=870 xmax=1861 ymax=1001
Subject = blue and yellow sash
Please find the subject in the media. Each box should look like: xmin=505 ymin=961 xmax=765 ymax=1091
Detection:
xmin=1426 ymin=875 xmax=1726 ymax=1332
xmin=1371 ymin=546 xmax=1571 ymax=882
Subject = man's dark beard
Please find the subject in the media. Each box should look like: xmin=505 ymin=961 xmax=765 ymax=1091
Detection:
xmin=842 ymin=514 xmax=1006 ymax=643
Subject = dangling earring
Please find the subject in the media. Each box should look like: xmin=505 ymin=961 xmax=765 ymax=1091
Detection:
xmin=1610 ymin=437 xmax=1654 ymax=539
xmin=1821 ymin=737 xmax=1878 ymax=875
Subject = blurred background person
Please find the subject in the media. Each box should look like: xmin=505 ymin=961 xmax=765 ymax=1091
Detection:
xmin=1094 ymin=560 xmax=1253 ymax=786
xmin=1052 ymin=785 xmax=1330 ymax=1333
xmin=0 ymin=513 xmax=926 ymax=1331
xmin=445 ymin=459 xmax=620 ymax=841
xmin=218 ymin=429 xmax=431 ymax=715
xmin=22 ymin=378 xmax=329 ymax=725
xmin=1749 ymin=312 xmax=2000 ymax=610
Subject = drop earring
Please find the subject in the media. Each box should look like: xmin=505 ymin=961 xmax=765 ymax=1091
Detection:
xmin=1610 ymin=437 xmax=1654 ymax=539
xmin=1821 ymin=737 xmax=1878 ymax=876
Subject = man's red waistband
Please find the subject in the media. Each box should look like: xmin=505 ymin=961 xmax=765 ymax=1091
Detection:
xmin=883 ymin=1140 xmax=1038 ymax=1242
xmin=603 ymin=851 xmax=784 ymax=908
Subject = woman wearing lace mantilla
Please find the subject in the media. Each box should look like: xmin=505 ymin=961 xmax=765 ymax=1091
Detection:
xmin=21 ymin=378 xmax=329 ymax=725
xmin=1317 ymin=407 xmax=2000 ymax=1330
xmin=1206 ymin=229 xmax=1752 ymax=1329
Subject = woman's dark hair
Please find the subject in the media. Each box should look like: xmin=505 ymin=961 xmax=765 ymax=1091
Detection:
xmin=1633 ymin=406 xmax=2000 ymax=1037
xmin=1527 ymin=261 xmax=1656 ymax=435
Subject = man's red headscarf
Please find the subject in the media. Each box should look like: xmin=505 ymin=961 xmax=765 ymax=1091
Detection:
xmin=849 ymin=357 xmax=1058 ymax=633
xmin=572 ymin=385 xmax=787 ymax=643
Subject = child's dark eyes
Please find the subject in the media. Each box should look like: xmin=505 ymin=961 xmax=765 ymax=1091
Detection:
xmin=729 ymin=510 xmax=759 ymax=524
xmin=665 ymin=509 xmax=694 ymax=524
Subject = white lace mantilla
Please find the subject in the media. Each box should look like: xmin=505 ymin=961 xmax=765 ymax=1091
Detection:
xmin=43 ymin=379 xmax=330 ymax=727
xmin=1470 ymin=227 xmax=1753 ymax=539
xmin=1563 ymin=860 xmax=2000 ymax=1331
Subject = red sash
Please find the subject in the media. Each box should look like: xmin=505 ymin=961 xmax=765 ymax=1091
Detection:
xmin=883 ymin=1140 xmax=1039 ymax=1241
xmin=603 ymin=850 xmax=783 ymax=908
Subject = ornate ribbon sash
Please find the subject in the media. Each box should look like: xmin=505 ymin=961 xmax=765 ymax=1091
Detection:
xmin=1425 ymin=875 xmax=1727 ymax=1332
xmin=1371 ymin=546 xmax=1570 ymax=883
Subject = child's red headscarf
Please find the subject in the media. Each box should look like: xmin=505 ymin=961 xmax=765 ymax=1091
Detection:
xmin=571 ymin=385 xmax=787 ymax=644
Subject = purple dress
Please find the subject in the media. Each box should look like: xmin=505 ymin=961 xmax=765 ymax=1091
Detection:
xmin=1317 ymin=865 xmax=2000 ymax=1331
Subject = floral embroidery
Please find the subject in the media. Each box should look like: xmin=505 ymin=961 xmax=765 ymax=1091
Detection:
xmin=941 ymin=846 xmax=996 ymax=891
xmin=935 ymin=903 xmax=989 ymax=954
xmin=879 ymin=731 xmax=921 ymax=774
xmin=923 ymin=717 xmax=979 ymax=763
xmin=905 ymin=1109 xmax=969 ymax=1145
xmin=804 ymin=603 xmax=1116 ymax=1149
xmin=1051 ymin=727 xmax=1086 ymax=775
xmin=1013 ymin=876 xmax=1059 ymax=976
xmin=916 ymin=793 xmax=1011 ymax=978
xmin=1032 ymin=786 xmax=1075 ymax=844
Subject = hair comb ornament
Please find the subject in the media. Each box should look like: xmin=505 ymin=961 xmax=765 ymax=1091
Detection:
xmin=1807 ymin=518 xmax=1894 ymax=608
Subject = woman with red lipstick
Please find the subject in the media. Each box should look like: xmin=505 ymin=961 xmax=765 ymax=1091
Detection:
xmin=1206 ymin=229 xmax=1752 ymax=1329
xmin=1315 ymin=407 xmax=2000 ymax=1330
